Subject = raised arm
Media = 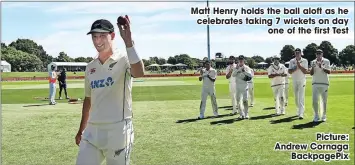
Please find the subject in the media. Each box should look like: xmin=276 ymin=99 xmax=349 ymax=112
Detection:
xmin=118 ymin=15 xmax=144 ymax=78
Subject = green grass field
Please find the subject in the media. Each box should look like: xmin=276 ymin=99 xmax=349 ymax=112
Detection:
xmin=2 ymin=75 xmax=354 ymax=165
xmin=1 ymin=70 xmax=197 ymax=78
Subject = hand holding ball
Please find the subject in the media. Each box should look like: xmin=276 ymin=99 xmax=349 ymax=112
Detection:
xmin=117 ymin=16 xmax=128 ymax=26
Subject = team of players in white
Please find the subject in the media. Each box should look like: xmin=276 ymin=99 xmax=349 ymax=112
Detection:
xmin=199 ymin=48 xmax=331 ymax=123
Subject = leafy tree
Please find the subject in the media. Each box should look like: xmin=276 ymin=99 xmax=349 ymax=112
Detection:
xmin=1 ymin=47 xmax=42 ymax=72
xmin=167 ymin=56 xmax=177 ymax=64
xmin=9 ymin=39 xmax=53 ymax=69
xmin=245 ymin=57 xmax=256 ymax=68
xmin=85 ymin=57 xmax=94 ymax=63
xmin=280 ymin=45 xmax=295 ymax=62
xmin=74 ymin=57 xmax=87 ymax=62
xmin=251 ymin=55 xmax=264 ymax=63
xmin=302 ymin=43 xmax=318 ymax=63
xmin=339 ymin=45 xmax=355 ymax=65
xmin=318 ymin=41 xmax=339 ymax=65
xmin=1 ymin=42 xmax=6 ymax=48
xmin=265 ymin=57 xmax=273 ymax=64
xmin=56 ymin=52 xmax=72 ymax=62
xmin=157 ymin=57 xmax=166 ymax=65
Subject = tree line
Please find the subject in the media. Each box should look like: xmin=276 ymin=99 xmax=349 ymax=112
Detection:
xmin=1 ymin=39 xmax=354 ymax=72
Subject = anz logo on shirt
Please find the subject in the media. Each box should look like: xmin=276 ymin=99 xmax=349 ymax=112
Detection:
xmin=91 ymin=77 xmax=115 ymax=89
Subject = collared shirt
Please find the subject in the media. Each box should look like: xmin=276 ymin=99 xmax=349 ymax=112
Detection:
xmin=232 ymin=64 xmax=252 ymax=87
xmin=85 ymin=48 xmax=135 ymax=124
xmin=311 ymin=57 xmax=331 ymax=86
xmin=225 ymin=64 xmax=236 ymax=84
xmin=288 ymin=57 xmax=308 ymax=82
xmin=201 ymin=68 xmax=217 ymax=88
xmin=267 ymin=63 xmax=287 ymax=87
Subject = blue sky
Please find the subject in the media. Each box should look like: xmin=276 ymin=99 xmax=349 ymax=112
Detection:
xmin=2 ymin=1 xmax=354 ymax=60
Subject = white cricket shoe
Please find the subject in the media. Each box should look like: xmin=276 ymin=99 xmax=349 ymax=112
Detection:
xmin=321 ymin=115 xmax=327 ymax=122
xmin=313 ymin=116 xmax=319 ymax=122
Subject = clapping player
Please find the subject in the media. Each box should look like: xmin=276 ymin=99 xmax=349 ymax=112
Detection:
xmin=225 ymin=56 xmax=238 ymax=114
xmin=232 ymin=55 xmax=253 ymax=119
xmin=198 ymin=60 xmax=219 ymax=119
xmin=288 ymin=48 xmax=308 ymax=119
xmin=310 ymin=49 xmax=331 ymax=122
xmin=267 ymin=56 xmax=288 ymax=115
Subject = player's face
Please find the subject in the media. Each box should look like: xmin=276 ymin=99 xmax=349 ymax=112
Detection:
xmin=294 ymin=51 xmax=302 ymax=58
xmin=238 ymin=59 xmax=244 ymax=65
xmin=228 ymin=58 xmax=234 ymax=64
xmin=205 ymin=63 xmax=211 ymax=69
xmin=92 ymin=32 xmax=115 ymax=53
xmin=316 ymin=52 xmax=323 ymax=59
xmin=273 ymin=59 xmax=280 ymax=65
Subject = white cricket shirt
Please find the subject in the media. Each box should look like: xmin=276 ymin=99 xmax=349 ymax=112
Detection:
xmin=85 ymin=48 xmax=134 ymax=124
xmin=232 ymin=64 xmax=252 ymax=88
xmin=311 ymin=57 xmax=331 ymax=86
xmin=225 ymin=64 xmax=236 ymax=84
xmin=201 ymin=68 xmax=217 ymax=88
xmin=267 ymin=63 xmax=287 ymax=87
xmin=288 ymin=58 xmax=308 ymax=82
xmin=285 ymin=68 xmax=290 ymax=84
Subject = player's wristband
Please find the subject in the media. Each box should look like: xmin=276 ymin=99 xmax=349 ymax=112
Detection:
xmin=126 ymin=46 xmax=141 ymax=64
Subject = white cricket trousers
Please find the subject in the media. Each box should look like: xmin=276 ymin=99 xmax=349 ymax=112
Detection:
xmin=285 ymin=83 xmax=289 ymax=104
xmin=312 ymin=84 xmax=329 ymax=119
xmin=271 ymin=84 xmax=285 ymax=114
xmin=229 ymin=83 xmax=237 ymax=113
xmin=235 ymin=84 xmax=249 ymax=117
xmin=200 ymin=87 xmax=218 ymax=117
xmin=293 ymin=80 xmax=306 ymax=117
xmin=49 ymin=83 xmax=56 ymax=103
xmin=76 ymin=119 xmax=134 ymax=165
xmin=248 ymin=82 xmax=254 ymax=105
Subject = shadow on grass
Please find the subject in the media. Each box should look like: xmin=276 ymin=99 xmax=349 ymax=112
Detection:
xmin=176 ymin=113 xmax=232 ymax=124
xmin=249 ymin=114 xmax=277 ymax=120
xmin=219 ymin=106 xmax=232 ymax=109
xmin=263 ymin=107 xmax=275 ymax=110
xmin=352 ymin=127 xmax=355 ymax=129
xmin=220 ymin=105 xmax=253 ymax=110
xmin=270 ymin=115 xmax=298 ymax=124
xmin=210 ymin=117 xmax=244 ymax=125
xmin=292 ymin=121 xmax=324 ymax=129
xmin=23 ymin=104 xmax=49 ymax=107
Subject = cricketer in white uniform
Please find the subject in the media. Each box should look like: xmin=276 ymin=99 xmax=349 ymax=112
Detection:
xmin=267 ymin=56 xmax=288 ymax=115
xmin=75 ymin=17 xmax=145 ymax=165
xmin=232 ymin=55 xmax=253 ymax=119
xmin=199 ymin=60 xmax=219 ymax=119
xmin=310 ymin=49 xmax=331 ymax=122
xmin=284 ymin=67 xmax=290 ymax=106
xmin=288 ymin=48 xmax=308 ymax=119
xmin=225 ymin=56 xmax=237 ymax=114
xmin=247 ymin=68 xmax=255 ymax=107
xmin=48 ymin=65 xmax=57 ymax=105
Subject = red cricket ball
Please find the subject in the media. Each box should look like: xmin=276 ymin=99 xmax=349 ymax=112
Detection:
xmin=117 ymin=16 xmax=127 ymax=25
